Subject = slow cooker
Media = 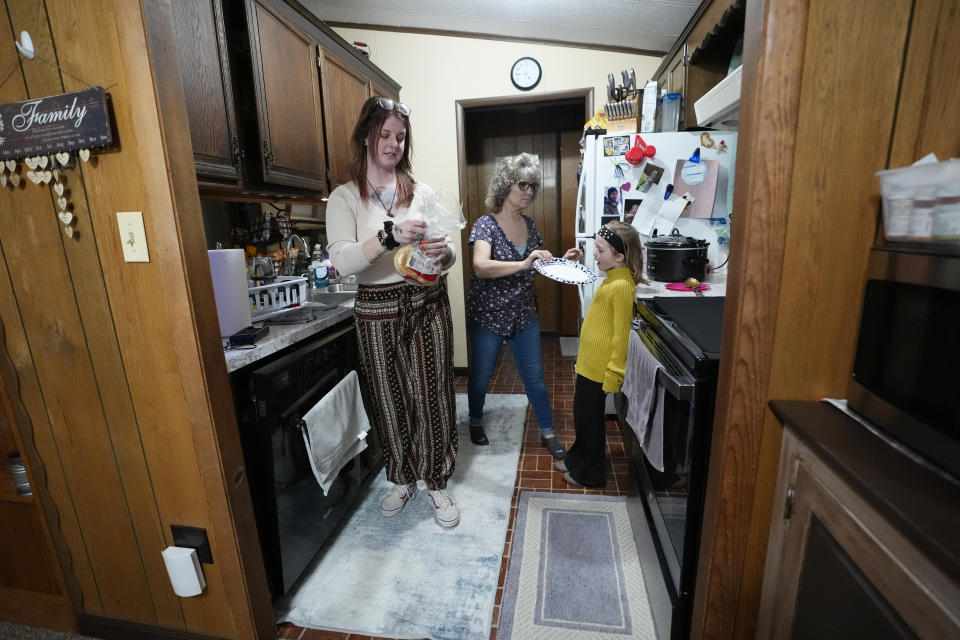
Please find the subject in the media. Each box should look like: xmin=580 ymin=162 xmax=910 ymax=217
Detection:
xmin=644 ymin=228 xmax=710 ymax=282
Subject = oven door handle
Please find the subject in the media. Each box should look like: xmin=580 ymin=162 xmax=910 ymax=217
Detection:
xmin=656 ymin=368 xmax=695 ymax=402
xmin=281 ymin=368 xmax=342 ymax=423
xmin=633 ymin=317 xmax=696 ymax=402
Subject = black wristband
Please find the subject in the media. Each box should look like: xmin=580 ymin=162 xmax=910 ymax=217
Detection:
xmin=380 ymin=221 xmax=399 ymax=249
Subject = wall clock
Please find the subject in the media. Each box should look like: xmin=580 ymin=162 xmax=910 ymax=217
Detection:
xmin=510 ymin=57 xmax=542 ymax=91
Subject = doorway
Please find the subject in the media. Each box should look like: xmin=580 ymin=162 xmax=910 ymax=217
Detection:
xmin=456 ymin=89 xmax=592 ymax=336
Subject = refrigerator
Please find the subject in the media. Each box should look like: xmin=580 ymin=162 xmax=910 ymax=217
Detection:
xmin=575 ymin=131 xmax=738 ymax=316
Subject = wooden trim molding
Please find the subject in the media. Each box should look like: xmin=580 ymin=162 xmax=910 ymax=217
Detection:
xmin=325 ymin=21 xmax=667 ymax=57
xmin=690 ymin=0 xmax=808 ymax=636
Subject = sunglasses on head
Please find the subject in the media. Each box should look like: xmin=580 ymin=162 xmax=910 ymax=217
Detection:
xmin=517 ymin=181 xmax=539 ymax=193
xmin=376 ymin=97 xmax=411 ymax=116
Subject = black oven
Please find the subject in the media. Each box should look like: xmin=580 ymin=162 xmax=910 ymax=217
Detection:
xmin=231 ymin=319 xmax=382 ymax=598
xmin=848 ymin=246 xmax=960 ymax=480
xmin=619 ymin=296 xmax=724 ymax=640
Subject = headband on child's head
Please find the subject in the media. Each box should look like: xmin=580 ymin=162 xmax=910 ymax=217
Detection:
xmin=598 ymin=226 xmax=625 ymax=254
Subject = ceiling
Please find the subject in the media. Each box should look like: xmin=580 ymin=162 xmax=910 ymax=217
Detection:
xmin=300 ymin=0 xmax=702 ymax=54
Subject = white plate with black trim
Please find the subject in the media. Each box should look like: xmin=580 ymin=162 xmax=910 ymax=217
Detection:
xmin=533 ymin=258 xmax=597 ymax=285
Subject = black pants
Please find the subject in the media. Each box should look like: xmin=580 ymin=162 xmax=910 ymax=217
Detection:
xmin=564 ymin=374 xmax=608 ymax=487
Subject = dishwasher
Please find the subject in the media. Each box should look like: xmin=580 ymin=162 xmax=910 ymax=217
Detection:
xmin=231 ymin=319 xmax=382 ymax=598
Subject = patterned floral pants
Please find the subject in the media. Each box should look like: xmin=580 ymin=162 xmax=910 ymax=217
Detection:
xmin=353 ymin=278 xmax=458 ymax=490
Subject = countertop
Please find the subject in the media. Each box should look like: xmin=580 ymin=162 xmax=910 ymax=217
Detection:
xmin=635 ymin=269 xmax=728 ymax=299
xmin=769 ymin=400 xmax=960 ymax=584
xmin=223 ymin=304 xmax=354 ymax=373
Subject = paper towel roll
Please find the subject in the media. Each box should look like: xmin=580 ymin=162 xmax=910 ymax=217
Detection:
xmin=162 ymin=546 xmax=206 ymax=597
xmin=208 ymin=249 xmax=251 ymax=337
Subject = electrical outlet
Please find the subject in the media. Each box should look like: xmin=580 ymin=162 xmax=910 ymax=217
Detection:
xmin=116 ymin=211 xmax=150 ymax=262
xmin=170 ymin=525 xmax=213 ymax=564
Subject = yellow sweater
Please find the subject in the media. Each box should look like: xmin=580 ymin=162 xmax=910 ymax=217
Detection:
xmin=576 ymin=267 xmax=636 ymax=392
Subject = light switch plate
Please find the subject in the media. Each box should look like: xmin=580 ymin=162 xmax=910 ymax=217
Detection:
xmin=117 ymin=211 xmax=150 ymax=262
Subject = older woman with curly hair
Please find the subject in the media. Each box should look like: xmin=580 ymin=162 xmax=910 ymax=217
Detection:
xmin=465 ymin=153 xmax=581 ymax=458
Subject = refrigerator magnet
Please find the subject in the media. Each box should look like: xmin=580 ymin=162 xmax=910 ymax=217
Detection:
xmin=680 ymin=148 xmax=708 ymax=186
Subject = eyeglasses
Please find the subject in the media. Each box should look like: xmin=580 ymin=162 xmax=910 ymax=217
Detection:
xmin=377 ymin=97 xmax=411 ymax=116
xmin=517 ymin=181 xmax=539 ymax=193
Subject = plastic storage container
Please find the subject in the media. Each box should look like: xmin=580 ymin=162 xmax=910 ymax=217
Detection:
xmin=660 ymin=93 xmax=681 ymax=132
xmin=933 ymin=185 xmax=960 ymax=242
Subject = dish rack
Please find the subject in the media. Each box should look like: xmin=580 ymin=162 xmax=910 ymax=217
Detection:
xmin=249 ymin=276 xmax=307 ymax=321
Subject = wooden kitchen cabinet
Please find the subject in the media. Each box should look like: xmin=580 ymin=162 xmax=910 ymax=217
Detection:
xmin=652 ymin=0 xmax=743 ymax=129
xmin=169 ymin=0 xmax=241 ymax=184
xmin=319 ymin=47 xmax=373 ymax=190
xmin=758 ymin=402 xmax=960 ymax=639
xmin=245 ymin=0 xmax=328 ymax=192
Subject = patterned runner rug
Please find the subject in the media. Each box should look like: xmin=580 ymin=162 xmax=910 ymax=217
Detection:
xmin=275 ymin=394 xmax=526 ymax=640
xmin=497 ymin=492 xmax=656 ymax=639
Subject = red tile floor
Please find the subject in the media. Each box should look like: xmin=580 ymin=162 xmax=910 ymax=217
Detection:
xmin=276 ymin=335 xmax=630 ymax=640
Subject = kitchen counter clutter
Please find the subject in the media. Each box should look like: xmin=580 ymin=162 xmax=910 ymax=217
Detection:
xmin=224 ymin=303 xmax=353 ymax=372
xmin=635 ymin=268 xmax=727 ymax=299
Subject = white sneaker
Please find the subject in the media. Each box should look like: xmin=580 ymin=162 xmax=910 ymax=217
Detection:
xmin=427 ymin=489 xmax=460 ymax=528
xmin=380 ymin=482 xmax=417 ymax=517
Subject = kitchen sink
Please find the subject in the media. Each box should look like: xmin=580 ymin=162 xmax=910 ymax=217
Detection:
xmin=316 ymin=283 xmax=358 ymax=293
xmin=306 ymin=285 xmax=356 ymax=306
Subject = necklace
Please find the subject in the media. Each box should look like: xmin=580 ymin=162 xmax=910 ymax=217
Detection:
xmin=367 ymin=177 xmax=398 ymax=217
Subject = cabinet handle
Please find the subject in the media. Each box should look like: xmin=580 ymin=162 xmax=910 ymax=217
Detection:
xmin=783 ymin=483 xmax=796 ymax=521
xmin=262 ymin=140 xmax=274 ymax=170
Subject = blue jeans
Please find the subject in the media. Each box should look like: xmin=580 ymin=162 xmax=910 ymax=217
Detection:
xmin=467 ymin=318 xmax=555 ymax=436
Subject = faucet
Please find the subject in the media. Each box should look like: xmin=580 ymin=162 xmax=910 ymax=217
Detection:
xmin=283 ymin=234 xmax=309 ymax=277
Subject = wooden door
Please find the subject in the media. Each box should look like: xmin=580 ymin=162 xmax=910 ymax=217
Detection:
xmin=169 ymin=0 xmax=241 ymax=183
xmin=320 ymin=48 xmax=372 ymax=190
xmin=757 ymin=431 xmax=960 ymax=639
xmin=463 ymin=103 xmax=583 ymax=334
xmin=245 ymin=0 xmax=327 ymax=191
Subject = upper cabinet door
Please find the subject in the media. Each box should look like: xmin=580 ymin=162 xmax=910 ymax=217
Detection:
xmin=170 ymin=0 xmax=241 ymax=182
xmin=245 ymin=0 xmax=327 ymax=192
xmin=319 ymin=48 xmax=372 ymax=190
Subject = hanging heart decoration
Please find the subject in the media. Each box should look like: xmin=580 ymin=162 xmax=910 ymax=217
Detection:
xmin=55 ymin=152 xmax=70 ymax=166
xmin=40 ymin=170 xmax=52 ymax=184
xmin=8 ymin=173 xmax=20 ymax=187
xmin=58 ymin=211 xmax=74 ymax=225
xmin=52 ymin=169 xmax=60 ymax=182
xmin=78 ymin=149 xmax=90 ymax=162
xmin=64 ymin=225 xmax=74 ymax=238
xmin=25 ymin=156 xmax=39 ymax=170
xmin=57 ymin=197 xmax=68 ymax=211
xmin=54 ymin=182 xmax=65 ymax=196
xmin=38 ymin=155 xmax=49 ymax=169
xmin=27 ymin=170 xmax=43 ymax=184
xmin=5 ymin=160 xmax=17 ymax=172
xmin=0 ymin=174 xmax=6 ymax=188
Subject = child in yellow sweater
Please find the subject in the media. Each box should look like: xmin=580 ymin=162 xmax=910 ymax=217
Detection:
xmin=557 ymin=221 xmax=645 ymax=487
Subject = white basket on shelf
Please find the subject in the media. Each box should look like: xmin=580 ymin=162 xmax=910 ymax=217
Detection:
xmin=249 ymin=276 xmax=307 ymax=320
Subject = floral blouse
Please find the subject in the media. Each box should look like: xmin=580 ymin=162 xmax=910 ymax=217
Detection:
xmin=466 ymin=214 xmax=543 ymax=337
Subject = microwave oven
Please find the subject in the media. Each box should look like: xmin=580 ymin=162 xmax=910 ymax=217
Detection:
xmin=848 ymin=246 xmax=960 ymax=480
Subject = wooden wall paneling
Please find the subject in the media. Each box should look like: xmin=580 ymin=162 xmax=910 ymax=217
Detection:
xmin=888 ymin=0 xmax=960 ymax=167
xmin=694 ymin=1 xmax=915 ymax=639
xmin=0 ymin=587 xmax=75 ymax=631
xmin=140 ymin=0 xmax=274 ymax=636
xmin=0 ymin=135 xmax=94 ymax=633
xmin=0 ymin=6 xmax=159 ymax=615
xmin=691 ymin=0 xmax=808 ymax=636
xmin=0 ymin=1 xmax=267 ymax=636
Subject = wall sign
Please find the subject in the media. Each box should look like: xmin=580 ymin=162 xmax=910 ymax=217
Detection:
xmin=0 ymin=86 xmax=112 ymax=161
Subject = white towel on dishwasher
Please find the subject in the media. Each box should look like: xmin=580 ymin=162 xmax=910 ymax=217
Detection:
xmin=623 ymin=330 xmax=667 ymax=471
xmin=299 ymin=370 xmax=370 ymax=495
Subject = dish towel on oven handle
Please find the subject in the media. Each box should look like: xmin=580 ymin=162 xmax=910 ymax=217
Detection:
xmin=623 ymin=330 xmax=667 ymax=471
xmin=299 ymin=369 xmax=370 ymax=495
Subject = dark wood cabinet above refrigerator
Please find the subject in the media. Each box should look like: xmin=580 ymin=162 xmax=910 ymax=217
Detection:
xmin=164 ymin=0 xmax=400 ymax=200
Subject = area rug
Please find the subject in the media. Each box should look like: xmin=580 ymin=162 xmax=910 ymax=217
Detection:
xmin=497 ymin=492 xmax=656 ymax=639
xmin=275 ymin=393 xmax=527 ymax=640
xmin=559 ymin=336 xmax=579 ymax=357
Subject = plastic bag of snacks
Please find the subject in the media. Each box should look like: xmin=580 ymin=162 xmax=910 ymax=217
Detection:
xmin=394 ymin=189 xmax=466 ymax=285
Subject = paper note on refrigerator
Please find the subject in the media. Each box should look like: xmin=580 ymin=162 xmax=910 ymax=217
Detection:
xmin=673 ymin=158 xmax=718 ymax=218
